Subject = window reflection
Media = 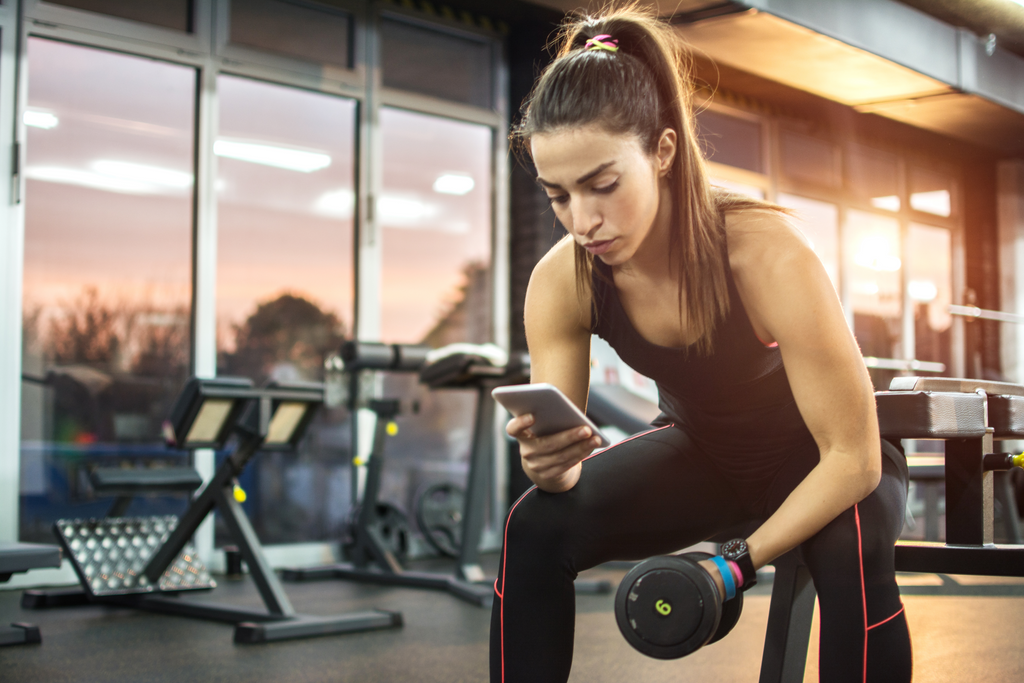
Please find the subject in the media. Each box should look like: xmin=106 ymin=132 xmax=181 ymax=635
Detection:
xmin=20 ymin=39 xmax=195 ymax=541
xmin=847 ymin=144 xmax=900 ymax=212
xmin=378 ymin=107 xmax=494 ymax=521
xmin=216 ymin=75 xmax=357 ymax=544
xmin=846 ymin=210 xmax=902 ymax=387
xmin=381 ymin=19 xmax=494 ymax=108
xmin=697 ymin=110 xmax=763 ymax=173
xmin=45 ymin=0 xmax=191 ymax=32
xmin=910 ymin=167 xmax=953 ymax=218
xmin=780 ymin=130 xmax=839 ymax=188
xmin=908 ymin=224 xmax=952 ymax=370
xmin=229 ymin=0 xmax=353 ymax=69
xmin=777 ymin=194 xmax=839 ymax=290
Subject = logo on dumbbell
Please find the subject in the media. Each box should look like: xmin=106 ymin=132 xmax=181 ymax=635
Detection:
xmin=654 ymin=599 xmax=672 ymax=616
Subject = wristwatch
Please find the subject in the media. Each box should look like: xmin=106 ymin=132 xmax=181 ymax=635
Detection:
xmin=720 ymin=538 xmax=757 ymax=591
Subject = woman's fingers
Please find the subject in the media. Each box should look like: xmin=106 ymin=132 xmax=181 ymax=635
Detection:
xmin=520 ymin=429 xmax=602 ymax=477
xmin=506 ymin=413 xmax=535 ymax=439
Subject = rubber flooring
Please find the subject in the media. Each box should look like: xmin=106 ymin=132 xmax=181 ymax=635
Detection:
xmin=2 ymin=559 xmax=1023 ymax=682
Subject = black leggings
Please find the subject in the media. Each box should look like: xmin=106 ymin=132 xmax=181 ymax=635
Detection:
xmin=490 ymin=424 xmax=912 ymax=683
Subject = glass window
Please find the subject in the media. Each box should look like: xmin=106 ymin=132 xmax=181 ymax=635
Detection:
xmin=847 ymin=144 xmax=900 ymax=212
xmin=777 ymin=194 xmax=839 ymax=290
xmin=908 ymin=224 xmax=952 ymax=370
xmin=229 ymin=0 xmax=353 ymax=69
xmin=909 ymin=167 xmax=953 ymax=218
xmin=44 ymin=0 xmax=191 ymax=32
xmin=376 ymin=107 xmax=493 ymax=521
xmin=381 ymin=18 xmax=494 ymax=108
xmin=380 ymin=107 xmax=492 ymax=345
xmin=696 ymin=110 xmax=762 ymax=173
xmin=845 ymin=210 xmax=902 ymax=387
xmin=215 ymin=74 xmax=357 ymax=543
xmin=780 ymin=130 xmax=839 ymax=188
xmin=20 ymin=39 xmax=195 ymax=541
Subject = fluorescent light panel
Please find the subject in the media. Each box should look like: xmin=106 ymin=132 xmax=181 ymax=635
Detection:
xmin=93 ymin=160 xmax=193 ymax=188
xmin=214 ymin=139 xmax=331 ymax=173
xmin=25 ymin=166 xmax=157 ymax=194
xmin=433 ymin=174 xmax=475 ymax=195
xmin=24 ymin=110 xmax=58 ymax=129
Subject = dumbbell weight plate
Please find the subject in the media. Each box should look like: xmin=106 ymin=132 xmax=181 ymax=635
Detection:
xmin=614 ymin=555 xmax=721 ymax=659
xmin=681 ymin=552 xmax=744 ymax=645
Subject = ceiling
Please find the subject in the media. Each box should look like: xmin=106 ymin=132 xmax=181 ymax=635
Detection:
xmin=521 ymin=1 xmax=1024 ymax=155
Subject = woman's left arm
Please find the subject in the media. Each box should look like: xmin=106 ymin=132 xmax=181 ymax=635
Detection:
xmin=728 ymin=211 xmax=883 ymax=572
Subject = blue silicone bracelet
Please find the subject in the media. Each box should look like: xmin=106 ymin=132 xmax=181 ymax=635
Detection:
xmin=711 ymin=555 xmax=736 ymax=601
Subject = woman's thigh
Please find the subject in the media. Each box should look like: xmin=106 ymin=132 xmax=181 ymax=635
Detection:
xmin=502 ymin=424 xmax=752 ymax=575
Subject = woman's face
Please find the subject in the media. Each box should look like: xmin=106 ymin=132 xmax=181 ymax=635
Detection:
xmin=531 ymin=124 xmax=675 ymax=266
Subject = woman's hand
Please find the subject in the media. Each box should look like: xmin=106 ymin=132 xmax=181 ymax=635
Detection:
xmin=698 ymin=559 xmax=727 ymax=602
xmin=507 ymin=413 xmax=603 ymax=493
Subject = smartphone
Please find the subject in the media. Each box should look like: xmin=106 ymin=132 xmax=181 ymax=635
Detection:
xmin=492 ymin=383 xmax=611 ymax=448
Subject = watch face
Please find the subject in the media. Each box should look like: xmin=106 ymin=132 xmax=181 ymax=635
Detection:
xmin=722 ymin=539 xmax=747 ymax=558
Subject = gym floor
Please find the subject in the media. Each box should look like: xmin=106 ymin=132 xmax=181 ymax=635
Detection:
xmin=2 ymin=555 xmax=1024 ymax=683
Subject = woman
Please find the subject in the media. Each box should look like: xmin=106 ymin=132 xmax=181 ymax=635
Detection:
xmin=492 ymin=6 xmax=912 ymax=683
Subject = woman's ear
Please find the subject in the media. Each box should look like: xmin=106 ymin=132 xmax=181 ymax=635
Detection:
xmin=656 ymin=128 xmax=677 ymax=177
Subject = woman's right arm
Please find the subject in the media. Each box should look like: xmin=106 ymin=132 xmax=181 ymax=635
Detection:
xmin=509 ymin=237 xmax=600 ymax=493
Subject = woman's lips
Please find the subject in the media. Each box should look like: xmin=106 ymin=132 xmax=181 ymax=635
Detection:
xmin=583 ymin=238 xmax=615 ymax=255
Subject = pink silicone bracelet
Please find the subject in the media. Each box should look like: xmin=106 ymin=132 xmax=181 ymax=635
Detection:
xmin=727 ymin=559 xmax=744 ymax=588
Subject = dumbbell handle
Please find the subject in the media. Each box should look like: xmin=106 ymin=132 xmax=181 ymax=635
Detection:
xmin=983 ymin=452 xmax=1024 ymax=471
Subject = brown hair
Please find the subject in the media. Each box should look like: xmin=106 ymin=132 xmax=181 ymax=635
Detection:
xmin=511 ymin=3 xmax=779 ymax=354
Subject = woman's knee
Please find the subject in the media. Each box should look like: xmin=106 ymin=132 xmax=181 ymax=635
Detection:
xmin=503 ymin=489 xmax=576 ymax=556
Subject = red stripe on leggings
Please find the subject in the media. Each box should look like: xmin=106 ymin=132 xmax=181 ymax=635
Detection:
xmin=497 ymin=423 xmax=673 ymax=682
xmin=855 ymin=504 xmax=868 ymax=683
xmin=867 ymin=605 xmax=905 ymax=631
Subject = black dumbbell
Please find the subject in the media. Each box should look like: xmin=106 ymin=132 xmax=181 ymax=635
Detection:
xmin=614 ymin=551 xmax=743 ymax=659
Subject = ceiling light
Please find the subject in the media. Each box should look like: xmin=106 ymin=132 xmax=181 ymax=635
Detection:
xmin=433 ymin=174 xmax=475 ymax=195
xmin=214 ymin=139 xmax=331 ymax=173
xmin=379 ymin=195 xmax=432 ymax=222
xmin=24 ymin=110 xmax=58 ymax=129
xmin=314 ymin=190 xmax=355 ymax=218
xmin=24 ymin=166 xmax=156 ymax=194
xmin=93 ymin=160 xmax=193 ymax=188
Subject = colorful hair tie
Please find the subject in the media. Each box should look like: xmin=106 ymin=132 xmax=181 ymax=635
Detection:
xmin=584 ymin=34 xmax=619 ymax=52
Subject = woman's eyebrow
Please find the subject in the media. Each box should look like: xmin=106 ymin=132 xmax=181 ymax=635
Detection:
xmin=536 ymin=161 xmax=616 ymax=189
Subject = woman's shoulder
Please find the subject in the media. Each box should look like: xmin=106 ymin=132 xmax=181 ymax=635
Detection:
xmin=527 ymin=235 xmax=592 ymax=326
xmin=724 ymin=206 xmax=813 ymax=274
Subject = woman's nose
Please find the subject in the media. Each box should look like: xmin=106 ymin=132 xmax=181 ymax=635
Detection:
xmin=570 ymin=197 xmax=600 ymax=237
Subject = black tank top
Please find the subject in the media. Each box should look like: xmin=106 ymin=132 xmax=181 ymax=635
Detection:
xmin=589 ymin=257 xmax=815 ymax=487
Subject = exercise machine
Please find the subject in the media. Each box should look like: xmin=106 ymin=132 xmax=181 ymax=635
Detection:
xmin=283 ymin=341 xmax=529 ymax=606
xmin=24 ymin=376 xmax=402 ymax=643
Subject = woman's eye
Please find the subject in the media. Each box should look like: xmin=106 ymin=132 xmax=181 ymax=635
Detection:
xmin=548 ymin=194 xmax=569 ymax=205
xmin=593 ymin=181 xmax=619 ymax=195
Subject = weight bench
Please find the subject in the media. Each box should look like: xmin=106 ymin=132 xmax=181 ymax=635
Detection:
xmin=757 ymin=377 xmax=1024 ymax=683
xmin=1 ymin=542 xmax=62 ymax=646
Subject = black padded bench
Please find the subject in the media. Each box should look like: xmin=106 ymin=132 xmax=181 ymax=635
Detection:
xmin=90 ymin=466 xmax=204 ymax=517
xmin=1 ymin=542 xmax=62 ymax=646
xmin=757 ymin=377 xmax=1024 ymax=683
